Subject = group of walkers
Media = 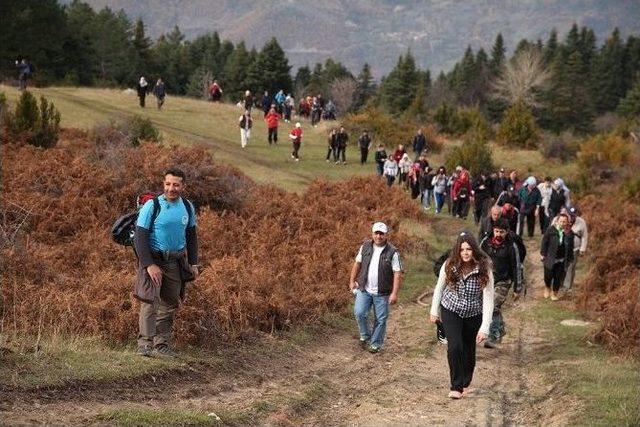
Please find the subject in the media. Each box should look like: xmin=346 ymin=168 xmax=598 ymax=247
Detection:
xmin=136 ymin=76 xmax=166 ymax=110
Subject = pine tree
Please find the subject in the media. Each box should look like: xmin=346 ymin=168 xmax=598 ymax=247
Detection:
xmin=244 ymin=38 xmax=291 ymax=95
xmin=378 ymin=51 xmax=419 ymax=114
xmin=294 ymin=65 xmax=311 ymax=90
xmin=543 ymin=29 xmax=558 ymax=65
xmin=152 ymin=26 xmax=190 ymax=93
xmin=354 ymin=63 xmax=375 ymax=110
xmin=221 ymin=41 xmax=251 ymax=99
xmin=132 ymin=18 xmax=152 ymax=77
xmin=403 ymin=80 xmax=429 ymax=123
xmin=547 ymin=51 xmax=593 ymax=133
xmin=623 ymin=36 xmax=640 ymax=96
xmin=617 ymin=76 xmax=640 ymax=118
xmin=452 ymin=46 xmax=477 ymax=105
xmin=591 ymin=28 xmax=626 ymax=113
xmin=496 ymin=101 xmax=541 ymax=149
xmin=489 ymin=33 xmax=506 ymax=78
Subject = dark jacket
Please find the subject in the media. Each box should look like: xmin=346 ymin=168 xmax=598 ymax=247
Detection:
xmin=358 ymin=134 xmax=371 ymax=150
xmin=136 ymin=83 xmax=148 ymax=97
xmin=540 ymin=226 xmax=574 ymax=270
xmin=153 ymin=82 xmax=166 ymax=98
xmin=478 ymin=216 xmax=497 ymax=241
xmin=412 ymin=134 xmax=426 ymax=153
xmin=261 ymin=95 xmax=271 ymax=112
xmin=548 ymin=189 xmax=566 ymax=217
xmin=473 ymin=177 xmax=491 ymax=206
xmin=356 ymin=240 xmax=399 ymax=296
xmin=481 ymin=234 xmax=523 ymax=293
xmin=336 ymin=131 xmax=349 ymax=148
xmin=518 ymin=186 xmax=542 ymax=214
xmin=375 ymin=150 xmax=387 ymax=165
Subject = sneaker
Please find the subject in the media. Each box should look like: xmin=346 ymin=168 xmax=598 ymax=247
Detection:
xmin=154 ymin=346 xmax=178 ymax=357
xmin=359 ymin=339 xmax=369 ymax=350
xmin=137 ymin=345 xmax=153 ymax=357
xmin=291 ymin=154 xmax=295 ymax=159
xmin=484 ymin=339 xmax=497 ymax=349
xmin=448 ymin=391 xmax=463 ymax=399
xmin=295 ymin=158 xmax=299 ymax=162
xmin=438 ymin=336 xmax=448 ymax=345
xmin=326 ymin=159 xmax=330 ymax=163
xmin=335 ymin=161 xmax=340 ymax=164
xmin=550 ymin=292 xmax=559 ymax=301
xmin=543 ymin=288 xmax=550 ymax=299
xmin=368 ymin=346 xmax=380 ymax=354
xmin=462 ymin=387 xmax=475 ymax=396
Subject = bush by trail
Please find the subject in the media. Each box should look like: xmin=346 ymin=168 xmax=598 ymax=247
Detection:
xmin=0 ymin=130 xmax=420 ymax=347
xmin=1 ymin=91 xmax=60 ymax=148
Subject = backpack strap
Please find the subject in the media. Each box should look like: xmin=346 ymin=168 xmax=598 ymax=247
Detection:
xmin=149 ymin=197 xmax=161 ymax=232
xmin=182 ymin=198 xmax=194 ymax=226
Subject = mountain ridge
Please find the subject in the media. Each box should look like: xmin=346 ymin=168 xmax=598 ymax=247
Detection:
xmin=75 ymin=0 xmax=640 ymax=76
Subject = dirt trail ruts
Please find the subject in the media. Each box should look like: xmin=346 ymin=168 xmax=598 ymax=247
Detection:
xmin=1 ymin=238 xmax=578 ymax=426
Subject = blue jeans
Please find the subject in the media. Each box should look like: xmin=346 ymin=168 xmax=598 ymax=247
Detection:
xmin=434 ymin=192 xmax=445 ymax=212
xmin=422 ymin=189 xmax=434 ymax=207
xmin=354 ymin=289 xmax=390 ymax=349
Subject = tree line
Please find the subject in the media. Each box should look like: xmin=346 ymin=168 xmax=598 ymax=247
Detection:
xmin=2 ymin=1 xmax=639 ymax=131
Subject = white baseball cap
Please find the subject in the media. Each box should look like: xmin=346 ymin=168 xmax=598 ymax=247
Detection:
xmin=371 ymin=222 xmax=388 ymax=234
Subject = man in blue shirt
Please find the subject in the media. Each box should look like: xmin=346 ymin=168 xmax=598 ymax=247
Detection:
xmin=134 ymin=168 xmax=198 ymax=357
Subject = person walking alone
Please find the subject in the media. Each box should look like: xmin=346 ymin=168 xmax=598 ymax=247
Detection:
xmin=265 ymin=106 xmax=280 ymax=145
xmin=349 ymin=222 xmax=403 ymax=353
xmin=134 ymin=168 xmax=198 ymax=357
xmin=430 ymin=232 xmax=494 ymax=399
xmin=358 ymin=130 xmax=372 ymax=164
xmin=412 ymin=128 xmax=427 ymax=161
xmin=289 ymin=122 xmax=303 ymax=161
xmin=238 ymin=110 xmax=253 ymax=148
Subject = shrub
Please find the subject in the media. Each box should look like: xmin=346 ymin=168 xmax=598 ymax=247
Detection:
xmin=433 ymin=103 xmax=492 ymax=138
xmin=0 ymin=92 xmax=6 ymax=116
xmin=577 ymin=132 xmax=633 ymax=185
xmin=433 ymin=102 xmax=457 ymax=134
xmin=343 ymin=107 xmax=444 ymax=153
xmin=538 ymin=132 xmax=578 ymax=162
xmin=496 ymin=101 xmax=540 ymax=149
xmin=445 ymin=131 xmax=494 ymax=176
xmin=2 ymin=91 xmax=60 ymax=148
xmin=89 ymin=116 xmax=160 ymax=147
xmin=0 ymin=133 xmax=421 ymax=347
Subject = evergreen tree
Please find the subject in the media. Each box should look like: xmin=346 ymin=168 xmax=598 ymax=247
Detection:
xmin=152 ymin=26 xmax=190 ymax=93
xmin=543 ymin=29 xmax=558 ymax=65
xmin=452 ymin=46 xmax=477 ymax=105
xmin=489 ymin=33 xmax=506 ymax=78
xmin=564 ymin=23 xmax=580 ymax=58
xmin=617 ymin=76 xmax=640 ymax=118
xmin=403 ymin=80 xmax=429 ymax=123
xmin=132 ymin=18 xmax=152 ymax=77
xmin=547 ymin=51 xmax=593 ymax=133
xmin=514 ymin=39 xmax=533 ymax=56
xmin=623 ymin=36 xmax=640 ymax=96
xmin=244 ymin=38 xmax=291 ymax=95
xmin=353 ymin=63 xmax=375 ymax=110
xmin=221 ymin=41 xmax=251 ymax=99
xmin=93 ymin=8 xmax=135 ymax=84
xmin=306 ymin=62 xmax=325 ymax=95
xmin=378 ymin=51 xmax=420 ymax=114
xmin=64 ymin=0 xmax=99 ymax=85
xmin=294 ymin=65 xmax=311 ymax=90
xmin=188 ymin=32 xmax=221 ymax=76
xmin=591 ymin=28 xmax=626 ymax=113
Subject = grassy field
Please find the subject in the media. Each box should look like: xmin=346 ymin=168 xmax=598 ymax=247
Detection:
xmin=0 ymin=85 xmax=577 ymax=192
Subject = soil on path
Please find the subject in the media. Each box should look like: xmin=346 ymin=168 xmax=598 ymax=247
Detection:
xmin=1 ymin=233 xmax=579 ymax=426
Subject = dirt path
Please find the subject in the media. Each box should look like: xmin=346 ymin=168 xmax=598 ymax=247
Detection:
xmin=2 ymin=233 xmax=579 ymax=426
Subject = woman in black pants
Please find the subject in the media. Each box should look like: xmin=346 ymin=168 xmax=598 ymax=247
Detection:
xmin=540 ymin=213 xmax=574 ymax=301
xmin=430 ymin=232 xmax=495 ymax=399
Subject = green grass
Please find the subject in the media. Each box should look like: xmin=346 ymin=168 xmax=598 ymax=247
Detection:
xmin=1 ymin=85 xmax=372 ymax=192
xmin=0 ymin=335 xmax=190 ymax=389
xmin=97 ymin=408 xmax=223 ymax=427
xmin=524 ymin=301 xmax=640 ymax=427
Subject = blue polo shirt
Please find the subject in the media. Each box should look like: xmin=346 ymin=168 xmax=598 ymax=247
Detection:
xmin=136 ymin=195 xmax=196 ymax=252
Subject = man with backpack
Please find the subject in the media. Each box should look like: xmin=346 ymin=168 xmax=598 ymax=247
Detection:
xmin=134 ymin=168 xmax=198 ymax=357
xmin=335 ymin=126 xmax=349 ymax=164
xmin=480 ymin=218 xmax=525 ymax=348
xmin=358 ymin=130 xmax=372 ymax=164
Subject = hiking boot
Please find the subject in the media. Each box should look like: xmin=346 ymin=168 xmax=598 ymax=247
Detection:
xmin=543 ymin=288 xmax=550 ymax=299
xmin=137 ymin=345 xmax=153 ymax=357
xmin=368 ymin=346 xmax=380 ymax=354
xmin=448 ymin=390 xmax=463 ymax=399
xmin=550 ymin=292 xmax=559 ymax=301
xmin=154 ymin=346 xmax=178 ymax=358
xmin=484 ymin=339 xmax=497 ymax=349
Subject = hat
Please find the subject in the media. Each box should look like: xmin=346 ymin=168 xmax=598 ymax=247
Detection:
xmin=500 ymin=167 xmax=505 ymax=172
xmin=569 ymin=206 xmax=579 ymax=216
xmin=371 ymin=222 xmax=388 ymax=234
xmin=295 ymin=122 xmax=301 ymax=128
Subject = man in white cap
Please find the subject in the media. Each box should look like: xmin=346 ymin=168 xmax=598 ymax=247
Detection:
xmin=349 ymin=222 xmax=403 ymax=353
xmin=289 ymin=122 xmax=303 ymax=161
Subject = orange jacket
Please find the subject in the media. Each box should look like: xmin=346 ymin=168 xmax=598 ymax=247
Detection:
xmin=265 ymin=111 xmax=280 ymax=128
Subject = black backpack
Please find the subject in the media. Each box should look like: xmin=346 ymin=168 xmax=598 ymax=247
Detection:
xmin=111 ymin=195 xmax=193 ymax=247
xmin=433 ymin=250 xmax=450 ymax=277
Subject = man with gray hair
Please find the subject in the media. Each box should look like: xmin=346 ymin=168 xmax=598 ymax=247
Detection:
xmin=349 ymin=222 xmax=403 ymax=353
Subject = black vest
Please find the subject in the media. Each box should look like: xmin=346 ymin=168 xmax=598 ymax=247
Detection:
xmin=357 ymin=240 xmax=398 ymax=295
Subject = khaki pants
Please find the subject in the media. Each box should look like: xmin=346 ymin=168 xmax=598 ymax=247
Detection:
xmin=563 ymin=251 xmax=580 ymax=291
xmin=138 ymin=259 xmax=182 ymax=348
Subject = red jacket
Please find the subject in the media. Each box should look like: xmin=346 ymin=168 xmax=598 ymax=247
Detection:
xmin=265 ymin=111 xmax=280 ymax=128
xmin=290 ymin=127 xmax=302 ymax=142
xmin=452 ymin=171 xmax=472 ymax=199
xmin=393 ymin=149 xmax=406 ymax=163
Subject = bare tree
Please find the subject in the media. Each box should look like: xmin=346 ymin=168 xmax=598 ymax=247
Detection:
xmin=330 ymin=77 xmax=357 ymax=115
xmin=492 ymin=48 xmax=551 ymax=108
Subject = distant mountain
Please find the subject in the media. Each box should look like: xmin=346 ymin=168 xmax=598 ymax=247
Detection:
xmin=76 ymin=0 xmax=640 ymax=77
